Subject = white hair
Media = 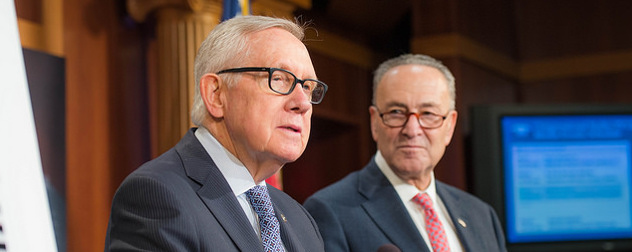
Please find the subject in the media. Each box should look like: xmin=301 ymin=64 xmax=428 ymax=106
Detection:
xmin=372 ymin=54 xmax=456 ymax=110
xmin=190 ymin=16 xmax=305 ymax=126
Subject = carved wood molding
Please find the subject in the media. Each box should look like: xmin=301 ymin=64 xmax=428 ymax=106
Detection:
xmin=412 ymin=33 xmax=632 ymax=83
xmin=412 ymin=33 xmax=519 ymax=79
xmin=17 ymin=0 xmax=63 ymax=57
xmin=126 ymin=0 xmax=221 ymax=22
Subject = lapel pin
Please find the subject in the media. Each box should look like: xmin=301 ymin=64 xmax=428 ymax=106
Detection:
xmin=281 ymin=214 xmax=287 ymax=222
xmin=458 ymin=218 xmax=467 ymax=228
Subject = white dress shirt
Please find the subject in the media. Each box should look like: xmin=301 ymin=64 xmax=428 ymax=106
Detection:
xmin=375 ymin=151 xmax=464 ymax=252
xmin=195 ymin=127 xmax=285 ymax=250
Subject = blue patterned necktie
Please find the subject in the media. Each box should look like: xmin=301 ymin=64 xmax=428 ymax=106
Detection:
xmin=246 ymin=185 xmax=284 ymax=252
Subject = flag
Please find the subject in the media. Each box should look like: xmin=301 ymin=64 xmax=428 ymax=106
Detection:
xmin=221 ymin=0 xmax=251 ymax=21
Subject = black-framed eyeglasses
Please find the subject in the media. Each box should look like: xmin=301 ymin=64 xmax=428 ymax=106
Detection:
xmin=216 ymin=67 xmax=328 ymax=104
xmin=374 ymin=106 xmax=449 ymax=129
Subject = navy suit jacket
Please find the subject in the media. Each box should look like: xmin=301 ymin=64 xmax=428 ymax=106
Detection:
xmin=105 ymin=128 xmax=324 ymax=252
xmin=303 ymin=158 xmax=506 ymax=252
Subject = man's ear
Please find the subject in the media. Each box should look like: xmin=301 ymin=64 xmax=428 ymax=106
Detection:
xmin=369 ymin=106 xmax=379 ymax=141
xmin=200 ymin=73 xmax=225 ymax=118
xmin=443 ymin=110 xmax=458 ymax=146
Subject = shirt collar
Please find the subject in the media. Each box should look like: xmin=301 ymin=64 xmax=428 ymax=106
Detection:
xmin=375 ymin=151 xmax=439 ymax=203
xmin=194 ymin=127 xmax=261 ymax=196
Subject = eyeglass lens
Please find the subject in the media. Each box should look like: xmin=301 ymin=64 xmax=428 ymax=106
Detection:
xmin=383 ymin=112 xmax=444 ymax=128
xmin=270 ymin=68 xmax=326 ymax=104
xmin=216 ymin=67 xmax=327 ymax=104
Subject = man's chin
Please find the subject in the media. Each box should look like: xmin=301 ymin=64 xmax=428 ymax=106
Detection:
xmin=274 ymin=149 xmax=305 ymax=164
xmin=396 ymin=148 xmax=430 ymax=160
xmin=392 ymin=156 xmax=431 ymax=172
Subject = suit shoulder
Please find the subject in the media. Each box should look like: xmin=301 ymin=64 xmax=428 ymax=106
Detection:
xmin=268 ymin=186 xmax=300 ymax=205
xmin=132 ymin=147 xmax=183 ymax=174
xmin=116 ymin=148 xmax=190 ymax=193
xmin=437 ymin=181 xmax=491 ymax=208
xmin=304 ymin=170 xmax=362 ymax=204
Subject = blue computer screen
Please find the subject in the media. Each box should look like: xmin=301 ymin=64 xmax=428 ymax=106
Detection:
xmin=501 ymin=114 xmax=632 ymax=243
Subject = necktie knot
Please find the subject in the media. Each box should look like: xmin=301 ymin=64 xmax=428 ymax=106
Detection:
xmin=247 ymin=185 xmax=275 ymax=217
xmin=414 ymin=192 xmax=434 ymax=210
xmin=246 ymin=185 xmax=284 ymax=252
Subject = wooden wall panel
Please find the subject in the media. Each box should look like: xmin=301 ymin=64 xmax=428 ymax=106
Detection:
xmin=308 ymin=51 xmax=372 ymax=121
xmin=516 ymin=0 xmax=632 ymax=60
xmin=520 ymin=70 xmax=632 ymax=104
xmin=445 ymin=58 xmax=519 ymax=191
xmin=284 ymin=119 xmax=366 ymax=203
xmin=64 ymin=0 xmax=148 ymax=251
xmin=16 ymin=0 xmax=64 ymax=56
xmin=14 ymin=0 xmax=41 ymax=23
xmin=410 ymin=0 xmax=632 ymax=191
xmin=455 ymin=0 xmax=517 ymax=59
xmin=284 ymin=51 xmax=374 ymax=203
xmin=515 ymin=1 xmax=632 ymax=105
xmin=412 ymin=0 xmax=457 ymax=35
xmin=450 ymin=59 xmax=519 ymax=134
xmin=430 ymin=57 xmax=519 ymax=191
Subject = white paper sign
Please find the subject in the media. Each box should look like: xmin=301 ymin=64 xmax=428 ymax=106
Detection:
xmin=0 ymin=1 xmax=58 ymax=251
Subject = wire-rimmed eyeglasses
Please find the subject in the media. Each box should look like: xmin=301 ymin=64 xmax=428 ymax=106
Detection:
xmin=374 ymin=106 xmax=449 ymax=129
xmin=216 ymin=67 xmax=328 ymax=104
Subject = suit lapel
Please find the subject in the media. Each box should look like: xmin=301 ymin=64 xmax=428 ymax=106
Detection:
xmin=267 ymin=185 xmax=306 ymax=252
xmin=436 ymin=182 xmax=474 ymax=251
xmin=175 ymin=129 xmax=263 ymax=252
xmin=274 ymin=204 xmax=303 ymax=252
xmin=358 ymin=161 xmax=430 ymax=252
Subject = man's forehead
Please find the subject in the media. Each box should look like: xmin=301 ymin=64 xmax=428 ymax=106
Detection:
xmin=245 ymin=29 xmax=313 ymax=74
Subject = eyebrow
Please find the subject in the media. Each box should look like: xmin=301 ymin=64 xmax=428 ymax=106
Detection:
xmin=383 ymin=101 xmax=440 ymax=110
xmin=276 ymin=64 xmax=319 ymax=80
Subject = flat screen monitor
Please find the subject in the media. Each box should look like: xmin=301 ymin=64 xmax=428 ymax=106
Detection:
xmin=470 ymin=104 xmax=632 ymax=252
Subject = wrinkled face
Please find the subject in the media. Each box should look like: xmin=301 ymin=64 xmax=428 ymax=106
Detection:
xmin=223 ymin=28 xmax=315 ymax=167
xmin=370 ymin=64 xmax=457 ymax=182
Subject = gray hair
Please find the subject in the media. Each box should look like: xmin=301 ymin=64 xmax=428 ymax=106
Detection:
xmin=372 ymin=54 xmax=456 ymax=110
xmin=191 ymin=16 xmax=306 ymax=126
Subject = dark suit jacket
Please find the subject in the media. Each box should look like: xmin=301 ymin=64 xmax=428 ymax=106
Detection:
xmin=105 ymin=128 xmax=324 ymax=252
xmin=303 ymin=158 xmax=506 ymax=252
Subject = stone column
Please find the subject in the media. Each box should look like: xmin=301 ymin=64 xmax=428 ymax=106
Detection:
xmin=127 ymin=0 xmax=221 ymax=155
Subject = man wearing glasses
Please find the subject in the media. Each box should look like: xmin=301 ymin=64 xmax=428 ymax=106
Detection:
xmin=304 ymin=54 xmax=506 ymax=252
xmin=105 ymin=16 xmax=327 ymax=251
